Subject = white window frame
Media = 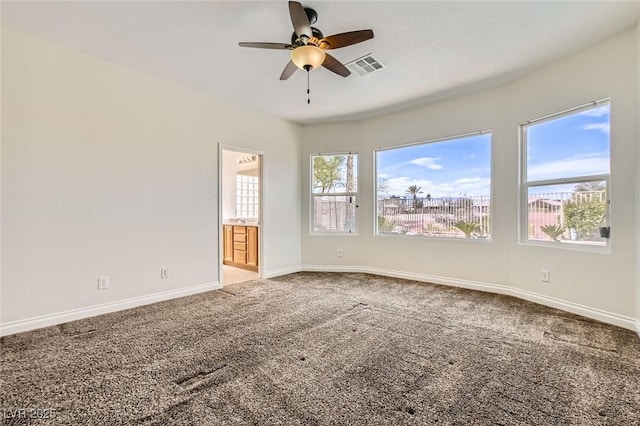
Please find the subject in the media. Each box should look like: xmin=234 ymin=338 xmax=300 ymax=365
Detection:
xmin=310 ymin=152 xmax=359 ymax=235
xmin=374 ymin=130 xmax=493 ymax=241
xmin=519 ymin=99 xmax=611 ymax=251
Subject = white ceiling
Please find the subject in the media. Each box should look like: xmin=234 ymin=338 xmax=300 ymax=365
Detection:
xmin=3 ymin=1 xmax=640 ymax=124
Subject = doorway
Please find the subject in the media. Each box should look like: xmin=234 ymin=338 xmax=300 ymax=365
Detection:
xmin=219 ymin=145 xmax=263 ymax=287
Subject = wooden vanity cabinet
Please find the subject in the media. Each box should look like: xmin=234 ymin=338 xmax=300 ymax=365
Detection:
xmin=223 ymin=225 xmax=258 ymax=271
xmin=246 ymin=226 xmax=258 ymax=268
xmin=223 ymin=225 xmax=233 ymax=263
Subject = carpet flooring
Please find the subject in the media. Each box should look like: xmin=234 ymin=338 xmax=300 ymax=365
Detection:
xmin=1 ymin=272 xmax=639 ymax=425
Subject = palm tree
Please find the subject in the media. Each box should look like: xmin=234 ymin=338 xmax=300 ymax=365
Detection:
xmin=453 ymin=220 xmax=480 ymax=238
xmin=424 ymin=192 xmax=432 ymax=207
xmin=540 ymin=224 xmax=566 ymax=242
xmin=405 ymin=185 xmax=423 ymax=211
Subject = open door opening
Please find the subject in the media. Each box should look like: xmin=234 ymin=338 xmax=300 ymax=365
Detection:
xmin=219 ymin=146 xmax=263 ymax=287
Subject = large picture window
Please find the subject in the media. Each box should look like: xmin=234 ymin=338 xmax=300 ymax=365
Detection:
xmin=520 ymin=99 xmax=610 ymax=248
xmin=311 ymin=153 xmax=358 ymax=234
xmin=376 ymin=132 xmax=492 ymax=239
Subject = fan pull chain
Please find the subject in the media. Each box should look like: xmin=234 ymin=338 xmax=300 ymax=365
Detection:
xmin=307 ymin=70 xmax=310 ymax=104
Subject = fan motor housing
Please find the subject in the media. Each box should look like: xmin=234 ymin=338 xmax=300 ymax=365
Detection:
xmin=291 ymin=27 xmax=324 ymax=45
xmin=304 ymin=7 xmax=318 ymax=25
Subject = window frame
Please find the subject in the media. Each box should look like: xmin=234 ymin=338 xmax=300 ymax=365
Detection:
xmin=374 ymin=130 xmax=493 ymax=241
xmin=310 ymin=152 xmax=359 ymax=236
xmin=519 ymin=99 xmax=611 ymax=251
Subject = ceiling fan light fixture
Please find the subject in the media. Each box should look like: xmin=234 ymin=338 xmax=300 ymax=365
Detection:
xmin=290 ymin=45 xmax=325 ymax=71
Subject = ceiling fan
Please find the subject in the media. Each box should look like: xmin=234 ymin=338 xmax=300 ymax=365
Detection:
xmin=239 ymin=1 xmax=374 ymax=80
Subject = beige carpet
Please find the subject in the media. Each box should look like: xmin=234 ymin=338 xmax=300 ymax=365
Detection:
xmin=1 ymin=272 xmax=639 ymax=425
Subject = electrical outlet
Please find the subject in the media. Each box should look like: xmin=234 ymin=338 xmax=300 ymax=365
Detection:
xmin=161 ymin=268 xmax=169 ymax=279
xmin=98 ymin=276 xmax=109 ymax=290
xmin=337 ymin=249 xmax=343 ymax=258
xmin=541 ymin=269 xmax=550 ymax=283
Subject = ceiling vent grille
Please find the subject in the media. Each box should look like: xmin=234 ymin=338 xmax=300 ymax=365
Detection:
xmin=346 ymin=54 xmax=385 ymax=76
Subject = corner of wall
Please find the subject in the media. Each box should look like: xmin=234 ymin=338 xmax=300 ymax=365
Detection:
xmin=636 ymin=20 xmax=640 ymax=337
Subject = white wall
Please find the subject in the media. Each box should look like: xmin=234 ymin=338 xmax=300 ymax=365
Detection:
xmin=222 ymin=150 xmax=238 ymax=221
xmin=1 ymin=29 xmax=302 ymax=332
xmin=221 ymin=150 xmax=261 ymax=221
xmin=301 ymin=28 xmax=639 ymax=329
xmin=636 ymin=21 xmax=640 ymax=333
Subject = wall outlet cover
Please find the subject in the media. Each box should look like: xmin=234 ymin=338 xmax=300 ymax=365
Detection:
xmin=98 ymin=276 xmax=109 ymax=290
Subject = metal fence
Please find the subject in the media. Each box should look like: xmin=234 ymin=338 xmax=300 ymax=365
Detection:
xmin=313 ymin=196 xmax=356 ymax=232
xmin=377 ymin=191 xmax=607 ymax=241
xmin=377 ymin=196 xmax=491 ymax=238
xmin=527 ymin=190 xmax=606 ymax=243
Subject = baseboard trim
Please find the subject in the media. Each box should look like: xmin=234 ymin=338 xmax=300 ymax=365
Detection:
xmin=301 ymin=265 xmax=637 ymax=332
xmin=263 ymin=265 xmax=302 ymax=279
xmin=0 ymin=281 xmax=220 ymax=337
xmin=4 ymin=267 xmax=636 ymax=337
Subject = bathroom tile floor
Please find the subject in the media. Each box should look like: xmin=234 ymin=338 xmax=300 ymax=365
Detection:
xmin=223 ymin=264 xmax=258 ymax=286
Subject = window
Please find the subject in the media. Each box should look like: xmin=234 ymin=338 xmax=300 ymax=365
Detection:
xmin=236 ymin=174 xmax=259 ymax=218
xmin=520 ymin=100 xmax=610 ymax=248
xmin=375 ymin=132 xmax=492 ymax=239
xmin=311 ymin=153 xmax=358 ymax=233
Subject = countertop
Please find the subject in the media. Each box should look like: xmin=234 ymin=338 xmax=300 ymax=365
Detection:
xmin=223 ymin=222 xmax=259 ymax=227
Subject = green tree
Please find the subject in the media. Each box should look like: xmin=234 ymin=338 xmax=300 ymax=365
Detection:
xmin=405 ymin=185 xmax=424 ymax=211
xmin=313 ymin=156 xmax=345 ymax=193
xmin=564 ymin=200 xmax=606 ymax=240
xmin=377 ymin=215 xmax=394 ymax=232
xmin=377 ymin=176 xmax=390 ymax=200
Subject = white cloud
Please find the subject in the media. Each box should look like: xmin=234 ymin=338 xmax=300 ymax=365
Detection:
xmin=583 ymin=123 xmax=610 ymax=135
xmin=578 ymin=104 xmax=610 ymax=117
xmin=385 ymin=177 xmax=433 ymax=197
xmin=383 ymin=176 xmax=490 ymax=198
xmin=528 ymin=155 xmax=609 ymax=181
xmin=449 ymin=177 xmax=491 ymax=195
xmin=454 ymin=177 xmax=483 ymax=184
xmin=410 ymin=157 xmax=442 ymax=170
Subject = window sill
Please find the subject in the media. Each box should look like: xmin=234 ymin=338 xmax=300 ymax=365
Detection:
xmin=519 ymin=239 xmax=610 ymax=254
xmin=310 ymin=232 xmax=359 ymax=237
xmin=375 ymin=232 xmax=492 ymax=243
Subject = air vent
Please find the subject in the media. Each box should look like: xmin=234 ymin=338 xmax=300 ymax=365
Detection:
xmin=346 ymin=54 xmax=385 ymax=76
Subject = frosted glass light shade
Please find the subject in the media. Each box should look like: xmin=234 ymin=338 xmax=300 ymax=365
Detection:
xmin=290 ymin=45 xmax=326 ymax=70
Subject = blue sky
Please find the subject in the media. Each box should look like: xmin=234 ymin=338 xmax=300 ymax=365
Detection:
xmin=377 ymin=103 xmax=610 ymax=198
xmin=377 ymin=134 xmax=491 ymax=198
xmin=526 ymin=103 xmax=610 ymax=182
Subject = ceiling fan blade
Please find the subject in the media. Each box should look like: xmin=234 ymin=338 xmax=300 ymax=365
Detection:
xmin=280 ymin=60 xmax=298 ymax=80
xmin=319 ymin=30 xmax=374 ymax=50
xmin=239 ymin=42 xmax=293 ymax=50
xmin=322 ymin=53 xmax=350 ymax=77
xmin=289 ymin=1 xmax=311 ymax=38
